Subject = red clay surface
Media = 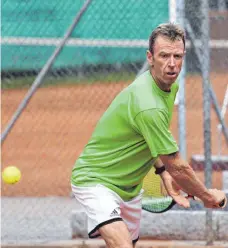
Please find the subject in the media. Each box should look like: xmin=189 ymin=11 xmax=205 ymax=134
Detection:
xmin=1 ymin=73 xmax=228 ymax=196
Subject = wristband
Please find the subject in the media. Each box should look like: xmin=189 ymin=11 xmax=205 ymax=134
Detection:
xmin=155 ymin=165 xmax=166 ymax=175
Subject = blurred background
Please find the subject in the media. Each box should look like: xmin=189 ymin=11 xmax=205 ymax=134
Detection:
xmin=1 ymin=0 xmax=228 ymax=245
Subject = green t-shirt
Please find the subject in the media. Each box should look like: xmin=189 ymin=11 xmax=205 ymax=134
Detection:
xmin=71 ymin=70 xmax=179 ymax=201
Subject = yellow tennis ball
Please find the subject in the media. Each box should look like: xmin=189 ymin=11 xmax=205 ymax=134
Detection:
xmin=2 ymin=166 xmax=21 ymax=184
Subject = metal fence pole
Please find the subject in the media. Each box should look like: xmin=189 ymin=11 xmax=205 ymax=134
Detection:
xmin=176 ymin=0 xmax=186 ymax=160
xmin=218 ymin=0 xmax=226 ymax=11
xmin=201 ymin=0 xmax=213 ymax=245
xmin=1 ymin=0 xmax=93 ymax=144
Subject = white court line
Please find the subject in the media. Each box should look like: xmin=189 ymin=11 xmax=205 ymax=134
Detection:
xmin=1 ymin=37 xmax=228 ymax=48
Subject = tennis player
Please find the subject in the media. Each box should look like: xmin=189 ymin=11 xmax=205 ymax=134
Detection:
xmin=71 ymin=23 xmax=226 ymax=248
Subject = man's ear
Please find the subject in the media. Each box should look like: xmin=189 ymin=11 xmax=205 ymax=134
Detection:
xmin=147 ymin=50 xmax=154 ymax=67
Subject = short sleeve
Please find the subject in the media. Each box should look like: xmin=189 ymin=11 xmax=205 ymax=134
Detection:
xmin=134 ymin=109 xmax=179 ymax=157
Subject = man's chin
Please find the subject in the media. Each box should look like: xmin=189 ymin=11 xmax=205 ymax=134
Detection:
xmin=163 ymin=80 xmax=176 ymax=91
xmin=166 ymin=79 xmax=176 ymax=86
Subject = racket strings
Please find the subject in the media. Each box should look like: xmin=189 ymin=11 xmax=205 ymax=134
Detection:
xmin=142 ymin=167 xmax=165 ymax=197
xmin=142 ymin=167 xmax=174 ymax=213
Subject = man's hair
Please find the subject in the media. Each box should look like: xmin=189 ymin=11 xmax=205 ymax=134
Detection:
xmin=149 ymin=23 xmax=185 ymax=54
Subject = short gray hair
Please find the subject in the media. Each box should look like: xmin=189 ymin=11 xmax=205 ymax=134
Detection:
xmin=149 ymin=23 xmax=185 ymax=54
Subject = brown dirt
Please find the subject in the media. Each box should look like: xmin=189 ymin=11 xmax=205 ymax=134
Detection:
xmin=1 ymin=73 xmax=228 ymax=196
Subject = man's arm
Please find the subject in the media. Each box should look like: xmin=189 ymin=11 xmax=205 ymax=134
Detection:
xmin=154 ymin=157 xmax=191 ymax=208
xmin=133 ymin=109 xmax=226 ymax=207
xmin=154 ymin=157 xmax=164 ymax=169
xmin=159 ymin=151 xmax=225 ymax=208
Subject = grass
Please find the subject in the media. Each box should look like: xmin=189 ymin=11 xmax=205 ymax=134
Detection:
xmin=1 ymin=71 xmax=136 ymax=90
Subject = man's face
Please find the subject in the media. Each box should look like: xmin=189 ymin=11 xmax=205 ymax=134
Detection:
xmin=147 ymin=35 xmax=185 ymax=91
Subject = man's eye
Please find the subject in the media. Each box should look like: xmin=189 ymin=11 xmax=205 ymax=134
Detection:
xmin=175 ymin=54 xmax=182 ymax=59
xmin=161 ymin=54 xmax=169 ymax=58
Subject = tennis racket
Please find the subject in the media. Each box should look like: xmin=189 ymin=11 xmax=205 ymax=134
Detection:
xmin=142 ymin=194 xmax=227 ymax=213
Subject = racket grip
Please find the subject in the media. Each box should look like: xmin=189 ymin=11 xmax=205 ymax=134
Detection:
xmin=219 ymin=198 xmax=227 ymax=208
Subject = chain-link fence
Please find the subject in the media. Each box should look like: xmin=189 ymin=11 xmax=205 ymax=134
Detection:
xmin=1 ymin=0 xmax=228 ymax=245
xmin=184 ymin=0 xmax=228 ymax=200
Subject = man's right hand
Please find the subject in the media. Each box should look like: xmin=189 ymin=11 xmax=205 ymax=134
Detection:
xmin=202 ymin=189 xmax=227 ymax=209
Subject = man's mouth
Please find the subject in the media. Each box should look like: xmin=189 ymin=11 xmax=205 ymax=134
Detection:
xmin=166 ymin=72 xmax=177 ymax=77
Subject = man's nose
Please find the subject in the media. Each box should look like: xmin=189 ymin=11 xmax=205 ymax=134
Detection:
xmin=169 ymin=56 xmax=175 ymax=67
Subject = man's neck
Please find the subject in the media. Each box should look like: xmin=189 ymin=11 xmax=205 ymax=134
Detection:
xmin=149 ymin=69 xmax=171 ymax=92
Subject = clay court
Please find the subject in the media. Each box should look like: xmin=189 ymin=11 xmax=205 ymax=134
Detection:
xmin=1 ymin=73 xmax=228 ymax=197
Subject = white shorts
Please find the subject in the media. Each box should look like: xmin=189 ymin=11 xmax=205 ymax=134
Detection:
xmin=71 ymin=183 xmax=143 ymax=242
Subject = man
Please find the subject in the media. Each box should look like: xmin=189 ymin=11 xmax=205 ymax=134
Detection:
xmin=71 ymin=23 xmax=226 ymax=248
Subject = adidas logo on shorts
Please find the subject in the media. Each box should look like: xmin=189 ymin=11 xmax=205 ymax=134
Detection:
xmin=110 ymin=208 xmax=120 ymax=217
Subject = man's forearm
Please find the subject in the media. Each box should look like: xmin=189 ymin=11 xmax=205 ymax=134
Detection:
xmin=159 ymin=153 xmax=214 ymax=203
xmin=165 ymin=161 xmax=214 ymax=202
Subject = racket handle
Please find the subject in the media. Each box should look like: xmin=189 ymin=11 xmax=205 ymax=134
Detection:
xmin=219 ymin=198 xmax=227 ymax=208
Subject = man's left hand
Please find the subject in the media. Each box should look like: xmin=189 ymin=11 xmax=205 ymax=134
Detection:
xmin=160 ymin=170 xmax=190 ymax=208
